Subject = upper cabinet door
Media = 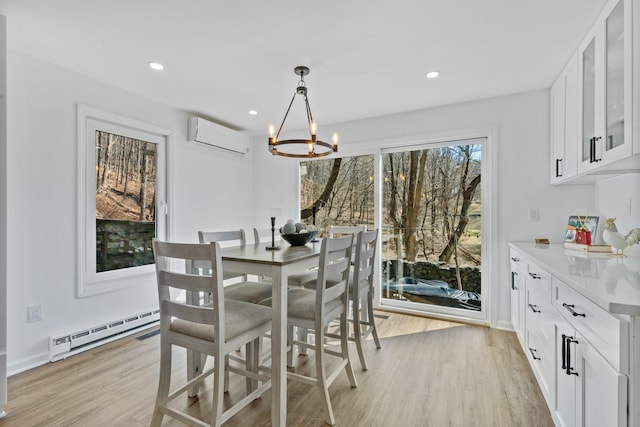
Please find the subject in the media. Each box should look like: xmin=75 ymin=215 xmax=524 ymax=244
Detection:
xmin=550 ymin=52 xmax=579 ymax=185
xmin=578 ymin=0 xmax=633 ymax=174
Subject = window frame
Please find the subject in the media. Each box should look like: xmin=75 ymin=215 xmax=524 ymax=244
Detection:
xmin=77 ymin=105 xmax=171 ymax=297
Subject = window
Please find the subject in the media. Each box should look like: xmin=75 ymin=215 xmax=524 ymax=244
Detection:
xmin=299 ymin=155 xmax=374 ymax=234
xmin=381 ymin=138 xmax=486 ymax=320
xmin=77 ymin=106 xmax=170 ymax=297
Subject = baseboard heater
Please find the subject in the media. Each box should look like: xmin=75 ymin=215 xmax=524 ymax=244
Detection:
xmin=49 ymin=308 xmax=160 ymax=362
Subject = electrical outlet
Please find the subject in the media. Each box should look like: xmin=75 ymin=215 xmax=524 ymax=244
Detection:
xmin=528 ymin=208 xmax=539 ymax=222
xmin=27 ymin=304 xmax=43 ymax=323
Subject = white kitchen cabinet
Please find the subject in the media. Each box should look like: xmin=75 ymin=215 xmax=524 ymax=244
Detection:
xmin=577 ymin=0 xmax=635 ymax=174
xmin=509 ymin=248 xmax=525 ymax=346
xmin=523 ymin=260 xmax=557 ymax=407
xmin=508 ymin=242 xmax=638 ymax=427
xmin=553 ymin=277 xmax=628 ymax=427
xmin=550 ymin=52 xmax=579 ymax=184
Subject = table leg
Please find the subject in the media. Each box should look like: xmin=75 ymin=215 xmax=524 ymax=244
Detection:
xmin=271 ymin=266 xmax=287 ymax=427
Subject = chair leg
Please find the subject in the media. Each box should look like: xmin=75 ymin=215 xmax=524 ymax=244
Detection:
xmin=340 ymin=312 xmax=358 ymax=388
xmin=151 ymin=341 xmax=172 ymax=427
xmin=224 ymin=354 xmax=230 ymax=392
xmin=314 ymin=326 xmax=336 ymax=426
xmin=353 ymin=295 xmax=368 ymax=370
xmin=245 ymin=341 xmax=255 ymax=393
xmin=287 ymin=325 xmax=295 ymax=367
xmin=367 ymin=290 xmax=381 ymax=349
xmin=299 ymin=327 xmax=308 ymax=355
xmin=211 ymin=349 xmax=225 ymax=427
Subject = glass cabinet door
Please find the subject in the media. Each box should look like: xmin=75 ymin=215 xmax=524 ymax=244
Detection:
xmin=581 ymin=38 xmax=596 ymax=164
xmin=605 ymin=0 xmax=624 ymax=152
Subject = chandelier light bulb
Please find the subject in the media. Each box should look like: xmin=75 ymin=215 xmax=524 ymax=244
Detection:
xmin=332 ymin=132 xmax=339 ymax=147
xmin=268 ymin=124 xmax=275 ymax=138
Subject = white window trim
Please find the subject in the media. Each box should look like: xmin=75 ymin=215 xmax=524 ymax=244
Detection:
xmin=77 ymin=105 xmax=171 ymax=297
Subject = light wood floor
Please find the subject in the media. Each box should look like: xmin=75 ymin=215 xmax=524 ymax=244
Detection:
xmin=3 ymin=311 xmax=553 ymax=426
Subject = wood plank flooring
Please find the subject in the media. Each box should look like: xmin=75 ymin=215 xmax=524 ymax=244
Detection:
xmin=2 ymin=311 xmax=553 ymax=426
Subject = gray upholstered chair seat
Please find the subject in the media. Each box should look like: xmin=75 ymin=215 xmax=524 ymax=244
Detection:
xmin=170 ymin=300 xmax=272 ymax=342
xmin=224 ymin=282 xmax=273 ymax=304
xmin=259 ymin=287 xmax=342 ymax=320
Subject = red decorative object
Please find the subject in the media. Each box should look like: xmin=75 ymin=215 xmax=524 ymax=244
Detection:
xmin=575 ymin=229 xmax=592 ymax=245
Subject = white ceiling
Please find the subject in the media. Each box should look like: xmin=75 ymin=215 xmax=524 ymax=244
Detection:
xmin=1 ymin=0 xmax=608 ymax=136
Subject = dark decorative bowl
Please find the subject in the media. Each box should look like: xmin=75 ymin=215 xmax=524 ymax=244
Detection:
xmin=281 ymin=231 xmax=318 ymax=246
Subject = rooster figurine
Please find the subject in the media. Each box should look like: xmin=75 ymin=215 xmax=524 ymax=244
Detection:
xmin=603 ymin=218 xmax=640 ymax=256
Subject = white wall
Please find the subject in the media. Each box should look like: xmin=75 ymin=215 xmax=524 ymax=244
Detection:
xmin=252 ymin=90 xmax=596 ymax=328
xmin=6 ymin=51 xmax=255 ymax=373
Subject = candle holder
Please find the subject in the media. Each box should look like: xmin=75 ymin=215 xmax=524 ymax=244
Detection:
xmin=310 ymin=206 xmax=319 ymax=242
xmin=265 ymin=216 xmax=281 ymax=250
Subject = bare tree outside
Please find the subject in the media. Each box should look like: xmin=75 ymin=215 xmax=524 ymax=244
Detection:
xmin=299 ymin=141 xmax=483 ymax=313
xmin=299 ymin=155 xmax=374 ymax=235
xmin=382 ymin=142 xmax=482 ymax=311
xmin=95 ymin=131 xmax=157 ymax=272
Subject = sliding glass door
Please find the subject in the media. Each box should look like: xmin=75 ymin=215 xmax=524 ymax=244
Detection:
xmin=380 ymin=138 xmax=485 ymax=320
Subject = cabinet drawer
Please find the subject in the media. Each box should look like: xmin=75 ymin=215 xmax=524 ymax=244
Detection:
xmin=526 ymin=261 xmax=551 ymax=301
xmin=552 ymin=277 xmax=629 ymax=373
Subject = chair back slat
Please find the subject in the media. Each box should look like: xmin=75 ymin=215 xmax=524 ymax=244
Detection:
xmin=160 ymin=270 xmax=213 ymax=293
xmin=316 ymin=235 xmax=353 ymax=310
xmin=352 ymin=229 xmax=378 ymax=298
xmin=152 ymin=238 xmax=224 ymax=340
xmin=328 ymin=225 xmax=366 ymax=237
xmin=198 ymin=230 xmax=246 ymax=247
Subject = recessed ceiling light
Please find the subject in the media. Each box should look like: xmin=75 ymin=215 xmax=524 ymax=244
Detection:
xmin=148 ymin=62 xmax=164 ymax=71
xmin=426 ymin=71 xmax=440 ymax=79
xmin=248 ymin=110 xmax=258 ymax=116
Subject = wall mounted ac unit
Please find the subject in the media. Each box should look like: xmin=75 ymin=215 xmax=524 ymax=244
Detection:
xmin=188 ymin=116 xmax=249 ymax=155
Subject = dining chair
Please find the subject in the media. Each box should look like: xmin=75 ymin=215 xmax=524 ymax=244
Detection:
xmin=151 ymin=239 xmax=272 ymax=427
xmin=348 ymin=229 xmax=381 ymax=370
xmin=252 ymin=227 xmax=281 ymax=246
xmin=260 ymin=234 xmax=358 ymax=425
xmin=198 ymin=230 xmax=272 ymax=304
xmin=287 ymin=224 xmax=366 ymax=287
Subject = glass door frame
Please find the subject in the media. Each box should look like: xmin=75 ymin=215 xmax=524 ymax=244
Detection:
xmin=374 ymin=129 xmax=497 ymax=325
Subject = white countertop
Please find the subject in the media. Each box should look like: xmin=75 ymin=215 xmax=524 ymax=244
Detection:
xmin=509 ymin=242 xmax=640 ymax=316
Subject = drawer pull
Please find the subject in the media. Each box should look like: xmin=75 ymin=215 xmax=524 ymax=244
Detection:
xmin=528 ymin=347 xmax=541 ymax=361
xmin=562 ymin=303 xmax=586 ymax=317
xmin=528 ymin=303 xmax=540 ymax=313
xmin=511 ymin=272 xmax=518 ymax=290
xmin=528 ymin=273 xmax=541 ymax=279
xmin=511 ymin=257 xmax=520 ymax=262
xmin=563 ymin=335 xmax=579 ymax=376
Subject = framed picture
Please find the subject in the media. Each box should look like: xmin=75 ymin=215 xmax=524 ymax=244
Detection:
xmin=564 ymin=228 xmax=577 ymax=243
xmin=565 ymin=215 xmax=599 ymax=242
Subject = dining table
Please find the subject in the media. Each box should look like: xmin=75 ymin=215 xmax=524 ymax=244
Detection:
xmin=186 ymin=239 xmax=323 ymax=426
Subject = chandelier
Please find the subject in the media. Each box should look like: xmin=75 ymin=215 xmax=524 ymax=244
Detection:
xmin=268 ymin=66 xmax=338 ymax=158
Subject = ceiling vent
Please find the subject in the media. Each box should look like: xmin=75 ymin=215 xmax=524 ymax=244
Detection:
xmin=188 ymin=117 xmax=249 ymax=155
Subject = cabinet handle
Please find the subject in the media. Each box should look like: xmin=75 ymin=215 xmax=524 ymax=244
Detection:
xmin=555 ymin=158 xmax=563 ymax=177
xmin=511 ymin=257 xmax=520 ymax=262
xmin=561 ymin=334 xmax=568 ymax=370
xmin=511 ymin=272 xmax=518 ymax=290
xmin=589 ymin=137 xmax=595 ymax=163
xmin=593 ymin=136 xmax=602 ymax=162
xmin=562 ymin=303 xmax=586 ymax=317
xmin=528 ymin=272 xmax=541 ymax=279
xmin=528 ymin=347 xmax=541 ymax=361
xmin=565 ymin=336 xmax=579 ymax=376
xmin=528 ymin=303 xmax=540 ymax=313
